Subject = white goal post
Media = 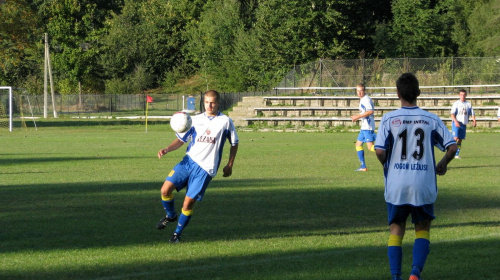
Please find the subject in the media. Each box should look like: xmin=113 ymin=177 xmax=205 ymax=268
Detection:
xmin=0 ymin=86 xmax=13 ymax=131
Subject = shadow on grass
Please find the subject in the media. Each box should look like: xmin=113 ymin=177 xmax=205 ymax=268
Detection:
xmin=1 ymin=237 xmax=498 ymax=280
xmin=0 ymin=155 xmax=146 ymax=167
xmin=15 ymin=119 xmax=169 ymax=128
xmin=1 ymin=178 xmax=498 ymax=254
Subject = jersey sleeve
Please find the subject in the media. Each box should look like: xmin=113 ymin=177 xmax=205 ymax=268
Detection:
xmin=227 ymin=118 xmax=239 ymax=146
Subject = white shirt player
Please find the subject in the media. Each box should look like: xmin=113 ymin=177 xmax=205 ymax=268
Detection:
xmin=176 ymin=112 xmax=239 ymax=177
xmin=450 ymin=100 xmax=475 ymax=125
xmin=375 ymin=107 xmax=455 ymax=206
xmin=359 ymin=95 xmax=375 ymax=130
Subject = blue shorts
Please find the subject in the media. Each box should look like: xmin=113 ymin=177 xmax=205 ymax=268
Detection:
xmin=386 ymin=203 xmax=435 ymax=225
xmin=357 ymin=130 xmax=376 ymax=143
xmin=451 ymin=122 xmax=466 ymax=139
xmin=166 ymin=155 xmax=212 ymax=201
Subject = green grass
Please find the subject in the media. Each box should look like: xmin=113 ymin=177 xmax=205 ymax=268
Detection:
xmin=1 ymin=123 xmax=499 ymax=280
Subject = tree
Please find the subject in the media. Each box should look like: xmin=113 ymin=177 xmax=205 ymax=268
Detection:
xmin=0 ymin=0 xmax=41 ymax=88
xmin=37 ymin=0 xmax=123 ymax=93
xmin=101 ymin=0 xmax=204 ymax=93
xmin=388 ymin=0 xmax=455 ymax=57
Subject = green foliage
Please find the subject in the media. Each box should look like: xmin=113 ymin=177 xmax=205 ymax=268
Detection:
xmin=0 ymin=0 xmax=499 ymax=93
xmin=385 ymin=0 xmax=456 ymax=57
xmin=0 ymin=0 xmax=41 ymax=86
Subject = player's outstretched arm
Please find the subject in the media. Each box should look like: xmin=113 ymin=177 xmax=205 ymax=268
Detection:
xmin=158 ymin=138 xmax=185 ymax=159
xmin=223 ymin=143 xmax=238 ymax=177
xmin=436 ymin=144 xmax=457 ymax=175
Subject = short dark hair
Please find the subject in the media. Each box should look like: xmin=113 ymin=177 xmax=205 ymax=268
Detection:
xmin=458 ymin=89 xmax=467 ymax=94
xmin=204 ymin=90 xmax=220 ymax=103
xmin=396 ymin=73 xmax=420 ymax=103
xmin=357 ymin=83 xmax=365 ymax=89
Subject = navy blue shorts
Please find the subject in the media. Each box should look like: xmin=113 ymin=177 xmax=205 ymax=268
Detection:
xmin=386 ymin=203 xmax=435 ymax=225
xmin=451 ymin=122 xmax=467 ymax=139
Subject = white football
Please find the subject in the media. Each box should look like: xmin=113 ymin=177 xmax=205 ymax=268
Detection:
xmin=170 ymin=112 xmax=192 ymax=133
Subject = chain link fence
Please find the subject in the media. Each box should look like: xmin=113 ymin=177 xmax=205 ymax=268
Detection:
xmin=277 ymin=57 xmax=500 ymax=94
xmin=0 ymin=91 xmax=276 ymax=120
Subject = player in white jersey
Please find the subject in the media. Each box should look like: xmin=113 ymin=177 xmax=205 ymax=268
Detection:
xmin=497 ymin=107 xmax=500 ymax=122
xmin=450 ymin=89 xmax=476 ymax=159
xmin=155 ymin=90 xmax=239 ymax=243
xmin=375 ymin=73 xmax=457 ymax=280
xmin=351 ymin=83 xmax=376 ymax=171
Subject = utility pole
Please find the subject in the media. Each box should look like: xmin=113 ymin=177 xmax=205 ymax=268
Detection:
xmin=44 ymin=33 xmax=57 ymax=118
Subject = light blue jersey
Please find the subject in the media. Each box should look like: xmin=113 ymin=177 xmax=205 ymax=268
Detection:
xmin=375 ymin=107 xmax=455 ymax=206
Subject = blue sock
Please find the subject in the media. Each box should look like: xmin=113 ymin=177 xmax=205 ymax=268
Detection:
xmin=388 ymin=246 xmax=403 ymax=277
xmin=175 ymin=210 xmax=193 ymax=235
xmin=411 ymin=238 xmax=430 ymax=277
xmin=357 ymin=150 xmax=366 ymax=168
xmin=161 ymin=197 xmax=176 ymax=218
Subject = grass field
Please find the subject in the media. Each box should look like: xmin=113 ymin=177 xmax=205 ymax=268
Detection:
xmin=1 ymin=122 xmax=499 ymax=280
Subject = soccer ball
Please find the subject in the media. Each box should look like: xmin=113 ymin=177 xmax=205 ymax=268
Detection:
xmin=170 ymin=112 xmax=192 ymax=133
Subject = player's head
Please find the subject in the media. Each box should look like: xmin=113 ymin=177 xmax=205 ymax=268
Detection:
xmin=356 ymin=83 xmax=366 ymax=98
xmin=204 ymin=90 xmax=220 ymax=116
xmin=396 ymin=73 xmax=420 ymax=104
xmin=458 ymin=89 xmax=467 ymax=101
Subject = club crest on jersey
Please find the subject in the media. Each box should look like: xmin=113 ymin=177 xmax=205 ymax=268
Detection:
xmin=392 ymin=118 xmax=402 ymax=127
xmin=206 ymin=129 xmax=211 ymax=135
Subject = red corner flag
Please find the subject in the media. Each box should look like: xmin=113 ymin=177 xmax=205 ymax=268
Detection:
xmin=146 ymin=95 xmax=153 ymax=103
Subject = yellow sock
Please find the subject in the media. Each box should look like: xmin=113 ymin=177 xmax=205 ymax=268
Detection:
xmin=356 ymin=145 xmax=364 ymax=151
xmin=415 ymin=230 xmax=430 ymax=240
xmin=182 ymin=208 xmax=193 ymax=216
xmin=161 ymin=193 xmax=174 ymax=201
xmin=388 ymin=234 xmax=403 ymax=246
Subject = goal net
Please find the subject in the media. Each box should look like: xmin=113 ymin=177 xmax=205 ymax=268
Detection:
xmin=0 ymin=86 xmax=13 ymax=131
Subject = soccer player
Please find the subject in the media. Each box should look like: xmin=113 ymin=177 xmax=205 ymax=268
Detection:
xmin=497 ymin=107 xmax=500 ymax=122
xmin=375 ymin=73 xmax=457 ymax=280
xmin=450 ymin=89 xmax=476 ymax=159
xmin=351 ymin=83 xmax=376 ymax=171
xmin=156 ymin=90 xmax=239 ymax=243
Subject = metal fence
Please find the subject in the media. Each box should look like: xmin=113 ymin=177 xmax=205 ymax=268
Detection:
xmin=0 ymin=91 xmax=275 ymax=119
xmin=277 ymin=57 xmax=500 ymax=91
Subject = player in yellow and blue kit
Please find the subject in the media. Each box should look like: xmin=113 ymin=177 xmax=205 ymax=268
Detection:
xmin=375 ymin=73 xmax=457 ymax=280
xmin=156 ymin=90 xmax=239 ymax=243
xmin=351 ymin=83 xmax=376 ymax=171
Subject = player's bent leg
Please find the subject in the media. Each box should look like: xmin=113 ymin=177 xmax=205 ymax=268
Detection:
xmin=170 ymin=196 xmax=196 ymax=243
xmin=455 ymin=139 xmax=462 ymax=158
xmin=355 ymin=141 xmax=367 ymax=170
xmin=157 ymin=181 xmax=178 ymax=230
xmin=366 ymin=141 xmax=375 ymax=152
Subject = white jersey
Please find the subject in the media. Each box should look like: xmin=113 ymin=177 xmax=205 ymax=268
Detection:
xmin=359 ymin=95 xmax=375 ymax=130
xmin=375 ymin=107 xmax=455 ymax=206
xmin=176 ymin=112 xmax=238 ymax=177
xmin=450 ymin=100 xmax=475 ymax=125
xmin=497 ymin=107 xmax=500 ymax=119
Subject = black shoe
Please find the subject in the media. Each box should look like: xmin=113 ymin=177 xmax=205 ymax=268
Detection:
xmin=169 ymin=232 xmax=181 ymax=243
xmin=156 ymin=215 xmax=177 ymax=230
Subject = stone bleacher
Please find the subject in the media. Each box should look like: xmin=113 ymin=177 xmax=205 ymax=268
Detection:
xmin=229 ymin=95 xmax=500 ymax=129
